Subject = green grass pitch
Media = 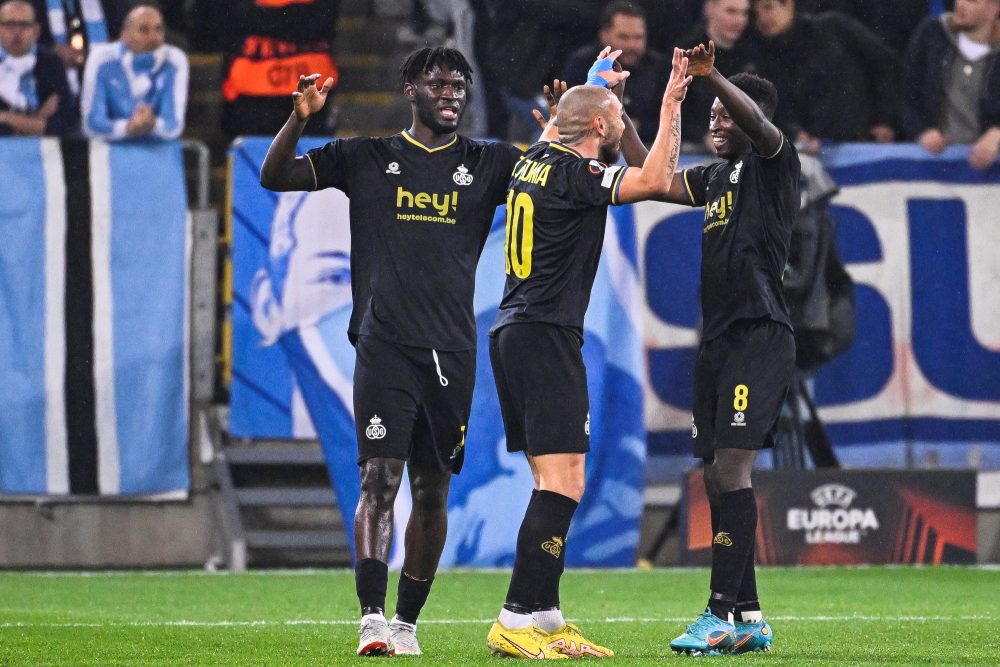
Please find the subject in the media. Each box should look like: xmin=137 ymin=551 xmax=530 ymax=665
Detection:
xmin=1 ymin=567 xmax=998 ymax=665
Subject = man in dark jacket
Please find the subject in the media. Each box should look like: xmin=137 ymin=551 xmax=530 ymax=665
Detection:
xmin=562 ymin=1 xmax=669 ymax=143
xmin=751 ymin=0 xmax=898 ymax=153
xmin=478 ymin=0 xmax=601 ymax=142
xmin=680 ymin=0 xmax=760 ymax=145
xmin=0 ymin=0 xmax=77 ymax=136
xmin=901 ymin=0 xmax=1000 ymax=170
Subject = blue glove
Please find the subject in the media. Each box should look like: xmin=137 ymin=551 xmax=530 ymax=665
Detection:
xmin=586 ymin=57 xmax=615 ymax=87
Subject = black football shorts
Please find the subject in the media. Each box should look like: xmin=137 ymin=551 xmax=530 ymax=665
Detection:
xmin=691 ymin=317 xmax=795 ymax=458
xmin=489 ymin=322 xmax=590 ymax=456
xmin=353 ymin=335 xmax=474 ymax=473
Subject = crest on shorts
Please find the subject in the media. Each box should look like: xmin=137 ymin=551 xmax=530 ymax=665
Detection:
xmin=541 ymin=536 xmax=564 ymax=558
xmin=584 ymin=412 xmax=590 ymax=436
xmin=453 ymin=163 xmax=474 ymax=185
xmin=692 ymin=419 xmax=698 ymax=439
xmin=365 ymin=415 xmax=387 ymax=440
xmin=731 ymin=411 xmax=746 ymax=427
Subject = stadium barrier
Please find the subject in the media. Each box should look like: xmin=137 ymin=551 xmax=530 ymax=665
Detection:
xmin=0 ymin=137 xmax=221 ymax=567
xmin=229 ymin=140 xmax=1000 ymax=567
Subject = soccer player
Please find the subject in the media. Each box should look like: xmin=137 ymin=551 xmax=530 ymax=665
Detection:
xmin=258 ymin=47 xmax=523 ymax=656
xmin=485 ymin=47 xmax=693 ymax=659
xmin=622 ymin=41 xmax=799 ymax=655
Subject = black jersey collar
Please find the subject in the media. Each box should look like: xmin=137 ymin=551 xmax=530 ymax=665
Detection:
xmin=401 ymin=129 xmax=458 ymax=153
xmin=550 ymin=142 xmax=583 ymax=158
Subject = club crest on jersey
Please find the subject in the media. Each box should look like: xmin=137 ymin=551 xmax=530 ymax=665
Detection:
xmin=731 ymin=411 xmax=746 ymax=427
xmin=541 ymin=536 xmax=564 ymax=558
xmin=365 ymin=415 xmax=386 ymax=440
xmin=452 ymin=163 xmax=474 ymax=186
xmin=729 ymin=159 xmax=743 ymax=183
xmin=386 ymin=162 xmax=401 ymax=175
xmin=587 ymin=159 xmax=607 ymax=174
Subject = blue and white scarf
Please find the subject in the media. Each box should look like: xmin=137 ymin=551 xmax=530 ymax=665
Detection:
xmin=45 ymin=0 xmax=108 ymax=47
xmin=0 ymin=46 xmax=38 ymax=111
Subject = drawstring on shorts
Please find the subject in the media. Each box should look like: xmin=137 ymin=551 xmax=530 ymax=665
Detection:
xmin=431 ymin=349 xmax=449 ymax=386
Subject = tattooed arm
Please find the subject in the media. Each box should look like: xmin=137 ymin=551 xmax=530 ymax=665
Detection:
xmin=617 ymin=48 xmax=691 ymax=204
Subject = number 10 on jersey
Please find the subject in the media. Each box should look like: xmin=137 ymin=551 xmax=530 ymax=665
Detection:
xmin=505 ymin=189 xmax=534 ymax=278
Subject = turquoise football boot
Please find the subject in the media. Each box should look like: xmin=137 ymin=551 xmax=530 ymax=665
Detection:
xmin=669 ymin=611 xmax=736 ymax=656
xmin=730 ymin=619 xmax=773 ymax=654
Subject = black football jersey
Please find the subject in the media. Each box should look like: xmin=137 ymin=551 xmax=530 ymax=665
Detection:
xmin=681 ymin=135 xmax=801 ymax=341
xmin=306 ymin=131 xmax=521 ymax=350
xmin=490 ymin=141 xmax=629 ymax=338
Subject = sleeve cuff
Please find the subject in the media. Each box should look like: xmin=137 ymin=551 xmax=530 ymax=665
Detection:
xmin=682 ymin=169 xmax=697 ymax=206
xmin=610 ymin=166 xmax=628 ymax=205
xmin=764 ymin=134 xmax=785 ymax=160
xmin=305 ymin=152 xmax=319 ymax=191
xmin=111 ymin=119 xmax=129 ymax=139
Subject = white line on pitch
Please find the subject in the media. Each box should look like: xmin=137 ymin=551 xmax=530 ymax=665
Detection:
xmin=1 ymin=614 xmax=995 ymax=629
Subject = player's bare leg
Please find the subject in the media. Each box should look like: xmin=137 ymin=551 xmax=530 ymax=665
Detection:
xmin=354 ymin=458 xmax=404 ymax=656
xmin=389 ymin=463 xmax=451 ymax=655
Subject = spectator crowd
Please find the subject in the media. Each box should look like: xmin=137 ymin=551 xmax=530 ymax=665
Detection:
xmin=1 ymin=0 xmax=998 ymax=169
xmin=0 ymin=0 xmax=188 ymax=139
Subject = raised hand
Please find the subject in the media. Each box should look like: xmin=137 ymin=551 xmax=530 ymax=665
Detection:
xmin=293 ymin=73 xmax=335 ymax=121
xmin=684 ymin=41 xmax=716 ymax=77
xmin=593 ymin=46 xmax=630 ymax=89
xmin=532 ymin=79 xmax=568 ymax=129
xmin=666 ymin=48 xmax=693 ymax=103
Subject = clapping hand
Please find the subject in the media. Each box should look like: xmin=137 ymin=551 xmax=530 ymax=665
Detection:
xmin=592 ymin=46 xmax=630 ymax=90
xmin=684 ymin=41 xmax=716 ymax=77
xmin=666 ymin=48 xmax=693 ymax=103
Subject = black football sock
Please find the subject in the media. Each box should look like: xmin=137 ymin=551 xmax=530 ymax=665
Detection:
xmin=736 ymin=539 xmax=761 ymax=622
xmin=356 ymin=558 xmax=388 ymax=617
xmin=503 ymin=490 xmax=578 ymax=615
xmin=394 ymin=571 xmax=433 ymax=624
xmin=710 ymin=503 xmax=720 ymax=542
xmin=708 ymin=488 xmax=757 ymax=623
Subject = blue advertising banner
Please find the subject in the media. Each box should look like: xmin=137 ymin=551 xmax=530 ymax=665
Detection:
xmin=229 ymin=137 xmax=646 ymax=566
xmin=0 ymin=138 xmax=189 ymax=495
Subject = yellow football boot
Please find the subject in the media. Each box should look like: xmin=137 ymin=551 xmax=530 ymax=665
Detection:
xmin=487 ymin=621 xmax=569 ymax=659
xmin=539 ymin=623 xmax=615 ymax=658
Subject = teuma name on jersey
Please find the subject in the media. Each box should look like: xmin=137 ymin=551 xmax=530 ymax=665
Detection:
xmin=512 ymin=156 xmax=552 ymax=187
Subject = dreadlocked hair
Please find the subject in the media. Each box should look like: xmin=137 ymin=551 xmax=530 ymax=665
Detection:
xmin=399 ymin=47 xmax=474 ymax=90
xmin=728 ymin=72 xmax=779 ymax=120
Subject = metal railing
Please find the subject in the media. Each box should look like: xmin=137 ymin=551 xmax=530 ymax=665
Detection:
xmin=182 ymin=139 xmax=211 ymax=210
